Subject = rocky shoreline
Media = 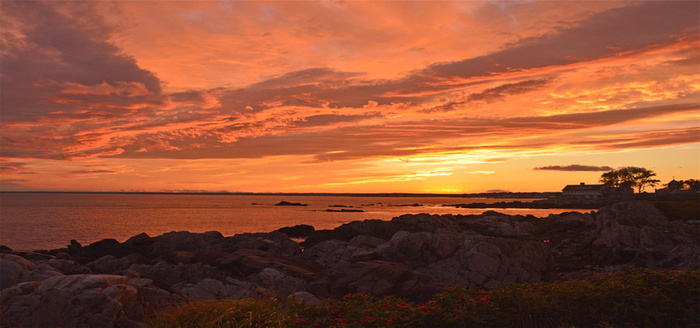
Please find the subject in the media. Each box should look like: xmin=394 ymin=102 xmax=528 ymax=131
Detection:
xmin=1 ymin=201 xmax=698 ymax=327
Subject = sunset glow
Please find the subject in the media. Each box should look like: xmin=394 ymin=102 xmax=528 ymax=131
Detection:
xmin=1 ymin=0 xmax=699 ymax=193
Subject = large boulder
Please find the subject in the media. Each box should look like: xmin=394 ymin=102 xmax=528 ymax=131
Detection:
xmin=308 ymin=260 xmax=447 ymax=302
xmin=1 ymin=273 xmax=178 ymax=328
xmin=0 ymin=254 xmax=36 ymax=290
xmin=276 ymin=224 xmax=315 ymax=238
xmin=586 ymin=202 xmax=699 ymax=269
xmin=375 ymin=231 xmax=555 ymax=287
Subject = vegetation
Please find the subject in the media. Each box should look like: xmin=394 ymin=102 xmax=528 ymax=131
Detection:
xmin=653 ymin=199 xmax=700 ymax=221
xmin=599 ymin=167 xmax=660 ymax=193
xmin=663 ymin=178 xmax=700 ymax=191
xmin=147 ymin=267 xmax=698 ymax=328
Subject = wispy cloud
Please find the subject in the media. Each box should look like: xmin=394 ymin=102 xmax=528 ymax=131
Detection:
xmin=533 ymin=165 xmax=613 ymax=172
xmin=1 ymin=0 xmax=698 ymax=192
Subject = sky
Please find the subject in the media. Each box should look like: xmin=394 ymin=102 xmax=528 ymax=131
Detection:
xmin=1 ymin=0 xmax=698 ymax=193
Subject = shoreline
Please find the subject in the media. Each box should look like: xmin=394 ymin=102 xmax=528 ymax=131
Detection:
xmin=1 ymin=201 xmax=698 ymax=327
xmin=0 ymin=190 xmax=559 ymax=199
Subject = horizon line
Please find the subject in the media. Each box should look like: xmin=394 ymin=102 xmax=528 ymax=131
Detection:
xmin=0 ymin=190 xmax=561 ymax=197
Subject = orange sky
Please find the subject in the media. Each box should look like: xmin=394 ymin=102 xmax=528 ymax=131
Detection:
xmin=1 ymin=0 xmax=699 ymax=193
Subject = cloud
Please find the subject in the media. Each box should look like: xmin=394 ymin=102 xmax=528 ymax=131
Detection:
xmin=0 ymin=1 xmax=163 ymax=123
xmin=420 ymin=1 xmax=700 ymax=82
xmin=0 ymin=0 xmax=697 ymax=195
xmin=70 ymin=169 xmax=118 ymax=175
xmin=0 ymin=161 xmax=36 ymax=175
xmin=533 ymin=165 xmax=613 ymax=172
xmin=466 ymin=78 xmax=553 ymax=103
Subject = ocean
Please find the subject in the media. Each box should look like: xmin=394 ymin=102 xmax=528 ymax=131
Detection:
xmin=0 ymin=192 xmax=581 ymax=251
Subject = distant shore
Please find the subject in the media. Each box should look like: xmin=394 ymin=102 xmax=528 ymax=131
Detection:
xmin=0 ymin=190 xmax=558 ymax=199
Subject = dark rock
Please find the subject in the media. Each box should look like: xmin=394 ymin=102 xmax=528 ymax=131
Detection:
xmin=586 ymin=201 xmax=699 ymax=269
xmin=302 ymin=220 xmax=398 ymax=248
xmin=0 ymin=254 xmax=36 ymax=290
xmin=1 ymin=273 xmax=177 ymax=328
xmin=223 ymin=232 xmax=301 ymax=257
xmin=276 ymin=224 xmax=316 ymax=238
xmin=275 ymin=201 xmax=307 ymax=206
xmin=309 ymin=260 xmax=447 ymax=302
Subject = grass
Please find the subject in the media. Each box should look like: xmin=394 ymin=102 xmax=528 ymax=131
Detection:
xmin=147 ymin=267 xmax=699 ymax=328
xmin=652 ymin=199 xmax=700 ymax=221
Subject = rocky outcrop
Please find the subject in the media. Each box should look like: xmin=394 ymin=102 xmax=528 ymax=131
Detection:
xmin=586 ymin=202 xmax=699 ymax=269
xmin=1 ymin=272 xmax=178 ymax=328
xmin=1 ymin=201 xmax=697 ymax=327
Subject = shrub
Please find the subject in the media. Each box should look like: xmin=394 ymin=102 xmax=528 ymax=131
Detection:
xmin=148 ymin=268 xmax=699 ymax=328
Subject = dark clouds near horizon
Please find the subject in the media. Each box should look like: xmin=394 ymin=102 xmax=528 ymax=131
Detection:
xmin=533 ymin=165 xmax=614 ymax=172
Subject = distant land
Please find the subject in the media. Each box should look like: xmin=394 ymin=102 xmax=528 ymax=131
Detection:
xmin=0 ymin=190 xmax=558 ymax=199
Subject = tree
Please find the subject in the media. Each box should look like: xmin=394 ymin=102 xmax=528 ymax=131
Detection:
xmin=599 ymin=167 xmax=660 ymax=193
xmin=683 ymin=179 xmax=700 ymax=191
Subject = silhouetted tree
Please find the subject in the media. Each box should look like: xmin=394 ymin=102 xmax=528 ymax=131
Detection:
xmin=599 ymin=167 xmax=660 ymax=193
xmin=682 ymin=179 xmax=700 ymax=191
xmin=662 ymin=179 xmax=700 ymax=191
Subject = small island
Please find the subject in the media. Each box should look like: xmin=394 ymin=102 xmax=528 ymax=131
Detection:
xmin=275 ymin=201 xmax=308 ymax=206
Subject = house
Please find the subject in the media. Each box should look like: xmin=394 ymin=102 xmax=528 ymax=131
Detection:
xmin=655 ymin=179 xmax=697 ymax=200
xmin=562 ymin=183 xmax=607 ymax=198
xmin=562 ymin=182 xmax=634 ymax=200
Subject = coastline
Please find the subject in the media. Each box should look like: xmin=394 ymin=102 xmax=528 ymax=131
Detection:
xmin=1 ymin=201 xmax=698 ymax=327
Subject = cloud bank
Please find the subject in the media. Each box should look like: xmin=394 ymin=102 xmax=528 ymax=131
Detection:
xmin=533 ymin=165 xmax=614 ymax=172
xmin=1 ymin=0 xmax=698 ymax=192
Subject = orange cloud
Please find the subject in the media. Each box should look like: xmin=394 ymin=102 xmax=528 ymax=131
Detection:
xmin=1 ymin=1 xmax=698 ymax=192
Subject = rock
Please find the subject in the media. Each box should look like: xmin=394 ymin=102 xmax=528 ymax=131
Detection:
xmin=123 ymin=233 xmax=152 ymax=248
xmin=301 ymin=234 xmax=386 ymax=267
xmin=289 ymin=291 xmax=323 ymax=306
xmin=276 ymin=224 xmax=316 ymax=238
xmin=309 ymin=261 xmax=447 ymax=302
xmin=173 ymin=278 xmax=246 ymax=300
xmin=0 ymin=254 xmax=36 ymax=290
xmin=36 ymin=274 xmax=128 ymax=294
xmin=67 ymin=239 xmax=82 ymax=253
xmin=149 ymin=231 xmax=224 ymax=254
xmin=374 ymin=231 xmax=554 ymax=288
xmin=258 ymin=267 xmax=307 ymax=296
xmin=19 ymin=263 xmax=64 ymax=283
xmin=391 ymin=213 xmax=461 ymax=233
xmin=127 ymin=260 xmax=229 ymax=292
xmin=275 ymin=201 xmax=307 ymax=206
xmin=586 ymin=201 xmax=699 ymax=268
xmin=223 ymin=232 xmax=301 ymax=257
xmin=88 ymin=254 xmax=148 ymax=274
xmin=303 ymin=220 xmax=398 ymax=248
xmin=0 ymin=274 xmax=175 ymax=328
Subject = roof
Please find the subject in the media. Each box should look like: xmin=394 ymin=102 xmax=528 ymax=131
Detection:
xmin=562 ymin=184 xmax=606 ymax=192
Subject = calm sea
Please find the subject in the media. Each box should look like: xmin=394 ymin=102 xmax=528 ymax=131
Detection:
xmin=0 ymin=192 xmax=580 ymax=251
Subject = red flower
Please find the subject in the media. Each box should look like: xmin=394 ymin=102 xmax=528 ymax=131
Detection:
xmin=294 ymin=318 xmax=307 ymax=325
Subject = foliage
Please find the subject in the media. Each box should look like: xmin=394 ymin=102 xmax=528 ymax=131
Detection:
xmin=664 ymin=178 xmax=700 ymax=191
xmin=147 ymin=268 xmax=699 ymax=328
xmin=600 ymin=167 xmax=660 ymax=193
xmin=653 ymin=200 xmax=700 ymax=221
xmin=147 ymin=298 xmax=291 ymax=328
